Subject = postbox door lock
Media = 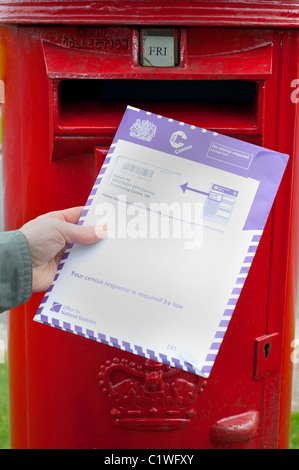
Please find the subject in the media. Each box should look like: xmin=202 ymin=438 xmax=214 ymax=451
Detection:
xmin=254 ymin=333 xmax=280 ymax=380
xmin=140 ymin=28 xmax=179 ymax=67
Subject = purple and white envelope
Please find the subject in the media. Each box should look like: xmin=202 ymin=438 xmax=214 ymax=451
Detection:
xmin=34 ymin=106 xmax=289 ymax=377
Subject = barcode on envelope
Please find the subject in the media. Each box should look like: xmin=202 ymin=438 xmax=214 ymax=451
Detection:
xmin=122 ymin=162 xmax=154 ymax=178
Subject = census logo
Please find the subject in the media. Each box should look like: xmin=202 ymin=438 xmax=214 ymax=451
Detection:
xmin=129 ymin=119 xmax=157 ymax=142
xmin=50 ymin=302 xmax=62 ymax=313
xmin=170 ymin=130 xmax=193 ymax=154
xmin=169 ymin=130 xmax=187 ymax=148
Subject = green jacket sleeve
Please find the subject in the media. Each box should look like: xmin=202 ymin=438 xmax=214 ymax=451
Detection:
xmin=0 ymin=231 xmax=32 ymax=313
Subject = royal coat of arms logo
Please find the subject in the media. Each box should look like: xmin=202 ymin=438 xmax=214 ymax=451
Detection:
xmin=129 ymin=119 xmax=157 ymax=142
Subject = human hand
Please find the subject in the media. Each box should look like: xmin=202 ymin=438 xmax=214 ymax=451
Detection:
xmin=20 ymin=207 xmax=106 ymax=292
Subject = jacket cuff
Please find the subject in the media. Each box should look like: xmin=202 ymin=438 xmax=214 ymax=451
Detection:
xmin=0 ymin=230 xmax=32 ymax=312
xmin=15 ymin=230 xmax=33 ymax=306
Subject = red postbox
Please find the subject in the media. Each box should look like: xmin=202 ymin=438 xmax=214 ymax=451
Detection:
xmin=0 ymin=1 xmax=298 ymax=449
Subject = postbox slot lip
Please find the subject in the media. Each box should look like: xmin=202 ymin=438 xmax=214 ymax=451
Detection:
xmin=56 ymin=101 xmax=259 ymax=135
xmin=42 ymin=28 xmax=275 ymax=80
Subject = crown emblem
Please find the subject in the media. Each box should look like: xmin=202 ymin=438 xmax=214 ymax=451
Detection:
xmin=129 ymin=119 xmax=157 ymax=142
xmin=98 ymin=357 xmax=207 ymax=431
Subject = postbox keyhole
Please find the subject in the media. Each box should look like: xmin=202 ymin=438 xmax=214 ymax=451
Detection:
xmin=264 ymin=342 xmax=270 ymax=359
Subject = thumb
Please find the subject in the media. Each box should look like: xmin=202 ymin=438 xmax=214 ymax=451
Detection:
xmin=58 ymin=221 xmax=107 ymax=245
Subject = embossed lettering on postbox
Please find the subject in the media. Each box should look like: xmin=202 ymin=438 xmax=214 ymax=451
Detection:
xmin=60 ymin=27 xmax=131 ymax=54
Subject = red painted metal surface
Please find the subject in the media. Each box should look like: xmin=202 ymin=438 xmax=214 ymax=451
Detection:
xmin=0 ymin=1 xmax=299 ymax=27
xmin=0 ymin=5 xmax=298 ymax=449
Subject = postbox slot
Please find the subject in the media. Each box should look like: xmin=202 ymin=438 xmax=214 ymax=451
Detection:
xmin=55 ymin=78 xmax=260 ymax=140
xmin=60 ymin=79 xmax=256 ymax=105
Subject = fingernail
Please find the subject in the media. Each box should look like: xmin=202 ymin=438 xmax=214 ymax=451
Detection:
xmin=95 ymin=223 xmax=107 ymax=238
xmin=98 ymin=223 xmax=107 ymax=232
